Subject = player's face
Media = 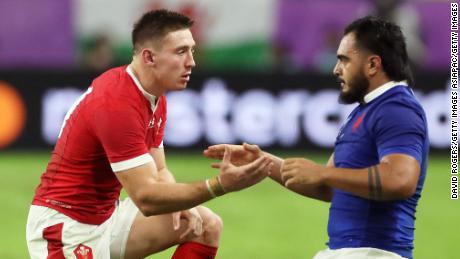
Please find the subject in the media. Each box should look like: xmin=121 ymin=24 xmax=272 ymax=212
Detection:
xmin=152 ymin=29 xmax=196 ymax=91
xmin=333 ymin=33 xmax=369 ymax=104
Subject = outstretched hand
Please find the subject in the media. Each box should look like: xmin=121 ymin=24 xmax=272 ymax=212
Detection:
xmin=216 ymin=145 xmax=272 ymax=193
xmin=204 ymin=143 xmax=262 ymax=167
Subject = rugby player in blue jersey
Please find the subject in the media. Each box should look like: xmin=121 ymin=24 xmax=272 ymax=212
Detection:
xmin=204 ymin=16 xmax=428 ymax=259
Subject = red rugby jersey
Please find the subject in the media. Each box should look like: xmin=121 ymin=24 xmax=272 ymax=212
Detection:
xmin=33 ymin=66 xmax=166 ymax=224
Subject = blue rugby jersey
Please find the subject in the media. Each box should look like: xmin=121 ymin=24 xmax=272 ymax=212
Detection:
xmin=328 ymin=82 xmax=429 ymax=259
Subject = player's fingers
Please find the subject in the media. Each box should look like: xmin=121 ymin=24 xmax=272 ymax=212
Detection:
xmin=280 ymin=169 xmax=293 ymax=183
xmin=203 ymin=147 xmax=225 ymax=159
xmin=256 ymin=159 xmax=272 ymax=172
xmin=222 ymin=145 xmax=232 ymax=164
xmin=263 ymin=161 xmax=275 ymax=174
xmin=249 ymin=161 xmax=272 ymax=182
xmin=180 ymin=226 xmax=194 ymax=240
xmin=172 ymin=212 xmax=181 ymax=230
xmin=194 ymin=216 xmax=203 ymax=236
xmin=243 ymin=142 xmax=261 ymax=153
xmin=281 ymin=164 xmax=294 ymax=172
xmin=189 ymin=213 xmax=202 ymax=238
xmin=250 ymin=159 xmax=272 ymax=176
xmin=211 ymin=162 xmax=221 ymax=169
xmin=241 ymin=155 xmax=267 ymax=172
xmin=280 ymin=159 xmax=285 ymax=174
xmin=284 ymin=178 xmax=295 ymax=188
xmin=267 ymin=162 xmax=274 ymax=175
xmin=283 ymin=158 xmax=297 ymax=165
xmin=240 ymin=160 xmax=269 ymax=187
xmin=180 ymin=215 xmax=197 ymax=239
xmin=206 ymin=145 xmax=226 ymax=154
xmin=281 ymin=159 xmax=299 ymax=171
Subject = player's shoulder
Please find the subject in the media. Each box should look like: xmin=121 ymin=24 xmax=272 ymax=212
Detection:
xmin=374 ymin=86 xmax=423 ymax=112
xmin=89 ymin=66 xmax=165 ymax=114
xmin=92 ymin=66 xmax=140 ymax=101
xmin=159 ymin=95 xmax=167 ymax=105
xmin=93 ymin=66 xmax=127 ymax=85
xmin=371 ymin=93 xmax=426 ymax=132
xmin=362 ymin=86 xmax=424 ymax=126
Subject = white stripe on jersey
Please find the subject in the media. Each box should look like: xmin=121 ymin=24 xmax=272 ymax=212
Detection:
xmin=110 ymin=153 xmax=153 ymax=172
xmin=58 ymin=87 xmax=93 ymax=138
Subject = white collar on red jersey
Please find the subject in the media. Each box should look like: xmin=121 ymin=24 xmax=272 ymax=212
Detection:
xmin=364 ymin=80 xmax=408 ymax=103
xmin=126 ymin=65 xmax=159 ymax=112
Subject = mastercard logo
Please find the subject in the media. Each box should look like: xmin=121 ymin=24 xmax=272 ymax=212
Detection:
xmin=0 ymin=82 xmax=26 ymax=148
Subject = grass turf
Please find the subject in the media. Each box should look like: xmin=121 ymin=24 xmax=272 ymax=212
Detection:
xmin=0 ymin=150 xmax=454 ymax=258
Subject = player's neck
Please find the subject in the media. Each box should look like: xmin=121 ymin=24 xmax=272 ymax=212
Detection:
xmin=129 ymin=61 xmax=163 ymax=97
xmin=366 ymin=74 xmax=391 ymax=95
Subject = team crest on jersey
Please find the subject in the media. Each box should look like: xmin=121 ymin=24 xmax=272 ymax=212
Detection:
xmin=148 ymin=118 xmax=155 ymax=128
xmin=74 ymin=244 xmax=93 ymax=259
xmin=157 ymin=117 xmax=162 ymax=128
xmin=352 ymin=113 xmax=366 ymax=133
xmin=148 ymin=117 xmax=162 ymax=129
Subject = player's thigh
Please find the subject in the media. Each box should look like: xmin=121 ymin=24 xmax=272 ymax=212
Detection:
xmin=27 ymin=205 xmax=110 ymax=259
xmin=123 ymin=211 xmax=183 ymax=259
xmin=123 ymin=205 xmax=222 ymax=259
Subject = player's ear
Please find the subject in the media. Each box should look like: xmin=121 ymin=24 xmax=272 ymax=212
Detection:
xmin=141 ymin=48 xmax=156 ymax=66
xmin=367 ymin=55 xmax=381 ymax=76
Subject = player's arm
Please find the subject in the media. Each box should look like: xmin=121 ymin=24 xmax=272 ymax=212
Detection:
xmin=95 ymin=104 xmax=270 ymax=216
xmin=281 ymin=154 xmax=420 ymax=201
xmin=115 ymin=161 xmax=208 ymax=215
xmin=204 ymin=144 xmax=333 ymax=202
xmin=115 ymin=147 xmax=272 ymax=217
xmin=288 ymin=154 xmax=334 ymax=202
xmin=283 ymin=102 xmax=425 ymax=201
xmin=317 ymin=153 xmax=420 ymax=200
xmin=261 ymin=152 xmax=332 ymax=202
xmin=150 ymin=147 xmax=176 ymax=183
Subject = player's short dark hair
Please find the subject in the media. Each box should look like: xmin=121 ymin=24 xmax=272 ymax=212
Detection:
xmin=132 ymin=9 xmax=194 ymax=53
xmin=344 ymin=16 xmax=414 ymax=86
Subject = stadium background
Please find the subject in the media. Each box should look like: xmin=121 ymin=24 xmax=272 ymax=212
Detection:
xmin=0 ymin=0 xmax=455 ymax=258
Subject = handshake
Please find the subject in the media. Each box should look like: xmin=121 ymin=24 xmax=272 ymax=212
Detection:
xmin=203 ymin=143 xmax=326 ymax=197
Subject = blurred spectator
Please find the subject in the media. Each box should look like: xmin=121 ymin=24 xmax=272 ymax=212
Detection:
xmin=312 ymin=23 xmax=342 ymax=74
xmin=272 ymin=40 xmax=299 ymax=73
xmin=272 ymin=0 xmax=369 ymax=73
xmin=370 ymin=0 xmax=426 ymax=67
xmin=81 ymin=33 xmax=116 ymax=72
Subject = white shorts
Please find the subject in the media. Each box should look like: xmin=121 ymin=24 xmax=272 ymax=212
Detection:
xmin=26 ymin=198 xmax=139 ymax=259
xmin=313 ymin=247 xmax=408 ymax=259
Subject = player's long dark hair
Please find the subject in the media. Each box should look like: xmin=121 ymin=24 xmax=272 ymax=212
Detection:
xmin=345 ymin=16 xmax=414 ymax=86
xmin=132 ymin=9 xmax=194 ymax=54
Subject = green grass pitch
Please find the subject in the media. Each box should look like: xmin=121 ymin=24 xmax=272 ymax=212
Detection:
xmin=0 ymin=150 xmax=455 ymax=258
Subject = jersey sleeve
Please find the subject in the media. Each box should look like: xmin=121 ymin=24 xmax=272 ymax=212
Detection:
xmin=90 ymin=101 xmax=153 ymax=172
xmin=373 ymin=101 xmax=426 ymax=164
xmin=151 ymin=96 xmax=167 ymax=148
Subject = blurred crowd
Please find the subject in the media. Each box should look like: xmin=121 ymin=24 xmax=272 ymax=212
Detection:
xmin=0 ymin=0 xmax=447 ymax=74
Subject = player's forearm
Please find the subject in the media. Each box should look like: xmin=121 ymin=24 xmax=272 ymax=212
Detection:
xmin=322 ymin=163 xmax=415 ymax=201
xmin=135 ymin=181 xmax=213 ymax=216
xmin=118 ymin=161 xmax=219 ymax=216
xmin=286 ymin=184 xmax=332 ymax=202
xmin=157 ymin=167 xmax=176 ymax=183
